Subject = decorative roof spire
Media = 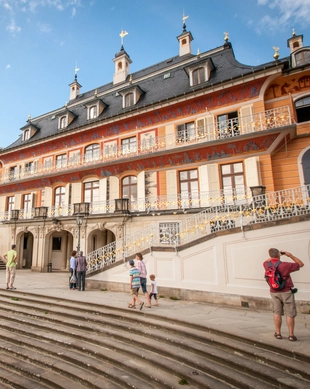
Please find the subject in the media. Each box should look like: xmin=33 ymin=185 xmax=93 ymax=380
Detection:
xmin=120 ymin=29 xmax=128 ymax=50
xmin=292 ymin=28 xmax=296 ymax=37
xmin=74 ymin=62 xmax=80 ymax=81
xmin=224 ymin=32 xmax=229 ymax=43
xmin=273 ymin=46 xmax=280 ymax=60
xmin=182 ymin=12 xmax=189 ymax=32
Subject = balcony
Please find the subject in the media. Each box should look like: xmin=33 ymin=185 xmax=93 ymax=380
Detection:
xmin=0 ymin=106 xmax=293 ymax=184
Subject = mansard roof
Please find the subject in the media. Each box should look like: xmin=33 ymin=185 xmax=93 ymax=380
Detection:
xmin=2 ymin=42 xmax=289 ymax=152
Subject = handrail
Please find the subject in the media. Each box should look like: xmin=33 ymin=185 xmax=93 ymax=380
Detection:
xmin=1 ymin=106 xmax=293 ymax=184
xmin=86 ymin=184 xmax=310 ymax=273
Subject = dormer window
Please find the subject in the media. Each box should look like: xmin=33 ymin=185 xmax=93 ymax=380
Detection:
xmin=119 ymin=85 xmax=144 ymax=109
xmin=60 ymin=116 xmax=67 ymax=129
xmin=125 ymin=92 xmax=134 ymax=107
xmin=85 ymin=98 xmax=107 ymax=120
xmin=185 ymin=58 xmax=214 ymax=87
xmin=57 ymin=108 xmax=77 ymax=131
xmin=89 ymin=106 xmax=97 ymax=119
xmin=192 ymin=67 xmax=206 ymax=85
xmin=23 ymin=129 xmax=30 ymax=141
xmin=20 ymin=122 xmax=39 ymax=142
xmin=294 ymin=49 xmax=310 ymax=67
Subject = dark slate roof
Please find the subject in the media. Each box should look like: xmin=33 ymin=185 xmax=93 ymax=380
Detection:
xmin=3 ymin=42 xmax=289 ymax=152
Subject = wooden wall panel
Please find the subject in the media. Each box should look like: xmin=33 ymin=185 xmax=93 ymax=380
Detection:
xmin=259 ymin=154 xmax=275 ymax=192
xmin=271 ymin=138 xmax=310 ymax=191
xmin=158 ymin=171 xmax=166 ymax=196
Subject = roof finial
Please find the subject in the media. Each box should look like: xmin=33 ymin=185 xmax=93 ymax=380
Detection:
xmin=224 ymin=32 xmax=229 ymax=43
xmin=292 ymin=28 xmax=296 ymax=37
xmin=197 ymin=48 xmax=200 ymax=58
xmin=74 ymin=62 xmax=80 ymax=80
xmin=94 ymin=88 xmax=98 ymax=97
xmin=27 ymin=114 xmax=31 ymax=122
xmin=273 ymin=46 xmax=280 ymax=60
xmin=120 ymin=29 xmax=128 ymax=50
xmin=182 ymin=11 xmax=189 ymax=32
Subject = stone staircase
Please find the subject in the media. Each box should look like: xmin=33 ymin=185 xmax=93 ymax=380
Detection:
xmin=0 ymin=291 xmax=310 ymax=389
xmin=0 ymin=257 xmax=6 ymax=270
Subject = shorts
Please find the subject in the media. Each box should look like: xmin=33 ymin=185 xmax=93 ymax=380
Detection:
xmin=150 ymin=293 xmax=157 ymax=300
xmin=271 ymin=291 xmax=297 ymax=318
xmin=140 ymin=277 xmax=148 ymax=294
xmin=130 ymin=287 xmax=140 ymax=296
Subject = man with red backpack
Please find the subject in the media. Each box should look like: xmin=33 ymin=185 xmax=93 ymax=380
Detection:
xmin=263 ymin=248 xmax=304 ymax=341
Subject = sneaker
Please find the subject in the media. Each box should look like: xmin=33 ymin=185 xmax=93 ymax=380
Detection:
xmin=10 ymin=287 xmax=16 ymax=290
xmin=6 ymin=287 xmax=9 ymax=290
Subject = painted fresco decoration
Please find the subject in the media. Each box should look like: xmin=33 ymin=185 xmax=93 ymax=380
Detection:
xmin=265 ymin=72 xmax=310 ymax=99
xmin=0 ymin=133 xmax=279 ymax=194
xmin=1 ymin=80 xmax=266 ymax=164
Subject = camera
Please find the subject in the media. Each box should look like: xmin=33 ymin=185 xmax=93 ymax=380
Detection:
xmin=291 ymin=288 xmax=298 ymax=294
xmin=280 ymin=251 xmax=285 ymax=255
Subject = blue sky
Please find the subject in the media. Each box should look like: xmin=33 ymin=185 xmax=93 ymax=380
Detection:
xmin=1 ymin=0 xmax=310 ymax=148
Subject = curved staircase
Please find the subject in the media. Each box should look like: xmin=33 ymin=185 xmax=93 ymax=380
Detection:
xmin=0 ymin=290 xmax=310 ymax=389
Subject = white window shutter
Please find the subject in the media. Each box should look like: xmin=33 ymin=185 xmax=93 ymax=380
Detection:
xmin=0 ymin=197 xmax=6 ymax=215
xmin=99 ymin=178 xmax=108 ymax=213
xmin=109 ymin=176 xmax=119 ymax=201
xmin=198 ymin=164 xmax=221 ymax=207
xmin=244 ymin=156 xmax=261 ymax=188
xmin=137 ymin=171 xmax=145 ymax=211
xmin=44 ymin=186 xmax=53 ymax=207
xmin=71 ymin=183 xmax=82 ymax=205
xmin=205 ymin=113 xmax=215 ymax=140
xmin=240 ymin=105 xmax=253 ymax=134
xmin=196 ymin=118 xmax=206 ymax=138
xmin=166 ymin=170 xmax=178 ymax=209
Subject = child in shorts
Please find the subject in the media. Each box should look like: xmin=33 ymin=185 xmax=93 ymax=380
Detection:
xmin=149 ymin=274 xmax=158 ymax=306
xmin=128 ymin=259 xmax=144 ymax=310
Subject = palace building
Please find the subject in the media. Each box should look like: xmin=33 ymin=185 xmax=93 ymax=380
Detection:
xmin=0 ymin=23 xmax=309 ymax=307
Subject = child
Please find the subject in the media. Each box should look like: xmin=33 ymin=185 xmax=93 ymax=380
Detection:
xmin=149 ymin=274 xmax=159 ymax=306
xmin=128 ymin=259 xmax=144 ymax=310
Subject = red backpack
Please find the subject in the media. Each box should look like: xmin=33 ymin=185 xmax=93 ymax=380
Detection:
xmin=265 ymin=260 xmax=286 ymax=290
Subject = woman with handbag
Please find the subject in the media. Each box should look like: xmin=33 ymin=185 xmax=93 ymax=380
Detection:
xmin=69 ymin=250 xmax=77 ymax=290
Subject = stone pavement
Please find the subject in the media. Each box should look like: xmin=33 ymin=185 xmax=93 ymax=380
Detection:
xmin=3 ymin=269 xmax=310 ymax=358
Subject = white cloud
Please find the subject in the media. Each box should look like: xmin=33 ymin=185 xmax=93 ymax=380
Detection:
xmin=257 ymin=0 xmax=310 ymax=32
xmin=38 ymin=22 xmax=51 ymax=32
xmin=6 ymin=64 xmax=11 ymax=69
xmin=71 ymin=6 xmax=76 ymax=16
xmin=3 ymin=2 xmax=13 ymax=11
xmin=6 ymin=19 xmax=21 ymax=33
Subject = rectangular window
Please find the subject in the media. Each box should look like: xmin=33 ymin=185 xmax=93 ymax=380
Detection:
xmin=7 ymin=196 xmax=15 ymax=212
xmin=52 ymin=237 xmax=62 ymax=251
xmin=177 ymin=122 xmax=195 ymax=143
xmin=217 ymin=111 xmax=239 ymax=139
xmin=221 ymin=162 xmax=245 ymax=202
xmin=84 ymin=181 xmax=99 ymax=203
xmin=23 ymin=194 xmax=31 ymax=211
xmin=56 ymin=154 xmax=67 ymax=169
xmin=179 ymin=169 xmax=199 ymax=208
xmin=9 ymin=166 xmax=18 ymax=181
xmin=121 ymin=137 xmax=137 ymax=155
xmin=25 ymin=162 xmax=34 ymax=174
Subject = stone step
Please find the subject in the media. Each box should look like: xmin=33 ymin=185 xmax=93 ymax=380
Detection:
xmin=0 ymin=291 xmax=310 ymax=389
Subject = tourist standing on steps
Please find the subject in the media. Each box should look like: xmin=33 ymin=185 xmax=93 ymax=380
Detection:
xmin=263 ymin=248 xmax=304 ymax=342
xmin=3 ymin=244 xmax=18 ymax=290
xmin=69 ymin=250 xmax=77 ymax=290
xmin=76 ymin=251 xmax=87 ymax=291
xmin=136 ymin=252 xmax=151 ymax=308
xmin=128 ymin=259 xmax=144 ymax=310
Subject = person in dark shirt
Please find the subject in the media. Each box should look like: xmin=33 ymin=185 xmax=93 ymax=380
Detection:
xmin=263 ymin=248 xmax=304 ymax=341
xmin=76 ymin=251 xmax=87 ymax=291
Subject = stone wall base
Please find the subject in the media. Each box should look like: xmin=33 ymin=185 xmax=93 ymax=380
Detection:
xmin=86 ymin=279 xmax=310 ymax=314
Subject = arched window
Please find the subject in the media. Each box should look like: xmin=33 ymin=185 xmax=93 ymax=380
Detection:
xmin=122 ymin=176 xmax=137 ymax=201
xmin=89 ymin=105 xmax=97 ymax=119
xmin=125 ymin=92 xmax=134 ymax=107
xmin=60 ymin=116 xmax=67 ymax=129
xmin=85 ymin=144 xmax=100 ymax=161
xmin=54 ymin=186 xmax=65 ymax=206
xmin=192 ymin=68 xmax=205 ymax=85
xmin=295 ymin=96 xmax=310 ymax=123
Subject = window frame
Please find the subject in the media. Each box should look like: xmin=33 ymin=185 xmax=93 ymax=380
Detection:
xmin=122 ymin=175 xmax=137 ymax=201
xmin=84 ymin=180 xmax=100 ymax=203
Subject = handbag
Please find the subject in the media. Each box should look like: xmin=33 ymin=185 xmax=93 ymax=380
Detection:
xmin=70 ymin=274 xmax=77 ymax=283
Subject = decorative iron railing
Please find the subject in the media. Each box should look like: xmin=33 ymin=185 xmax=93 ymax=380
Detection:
xmin=0 ymin=106 xmax=293 ymax=183
xmin=86 ymin=184 xmax=310 ymax=273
